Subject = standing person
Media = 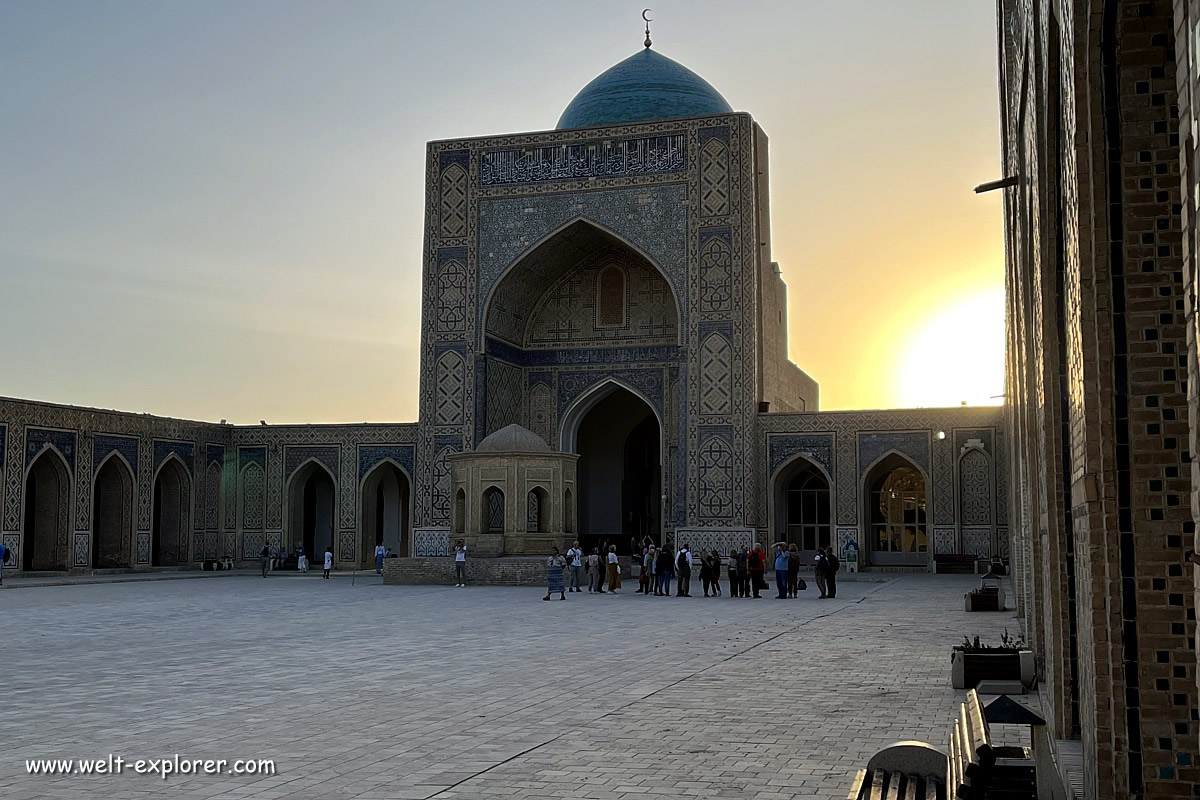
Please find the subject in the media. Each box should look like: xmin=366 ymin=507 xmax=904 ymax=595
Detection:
xmin=297 ymin=546 xmax=308 ymax=573
xmin=773 ymin=543 xmax=789 ymax=599
xmin=323 ymin=546 xmax=333 ymax=579
xmin=640 ymin=545 xmax=657 ymax=594
xmin=735 ymin=546 xmax=750 ymax=598
xmin=374 ymin=543 xmax=386 ymax=575
xmin=675 ymin=543 xmax=692 ymax=597
xmin=699 ymin=549 xmax=713 ymax=597
xmin=606 ymin=545 xmax=621 ymax=593
xmin=747 ymin=544 xmax=765 ymax=598
xmin=0 ymin=540 xmax=8 ymax=585
xmin=814 ymin=548 xmax=828 ymax=598
xmin=453 ymin=539 xmax=468 ymax=587
xmin=545 ymin=547 xmax=566 ymax=601
xmin=709 ymin=550 xmax=723 ymax=596
xmin=566 ymin=541 xmax=583 ymax=593
xmin=825 ymin=546 xmax=840 ymax=598
xmin=787 ymin=543 xmax=801 ymax=598
xmin=727 ymin=549 xmax=739 ymax=598
xmin=587 ymin=548 xmax=603 ymax=593
xmin=260 ymin=542 xmax=271 ymax=578
xmin=655 ymin=546 xmax=674 ymax=597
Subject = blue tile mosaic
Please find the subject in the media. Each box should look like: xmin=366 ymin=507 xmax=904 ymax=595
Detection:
xmin=154 ymin=440 xmax=194 ymax=476
xmin=556 ymin=369 xmax=664 ymax=418
xmin=25 ymin=428 xmax=76 ymax=470
xmin=768 ymin=433 xmax=835 ymax=478
xmin=357 ymin=445 xmax=415 ymax=481
xmin=485 ymin=337 xmax=682 ymax=366
xmin=858 ymin=432 xmax=930 ymax=476
xmin=238 ymin=447 xmax=266 ymax=472
xmin=284 ymin=446 xmax=339 ymax=481
xmin=94 ymin=435 xmax=139 ymax=476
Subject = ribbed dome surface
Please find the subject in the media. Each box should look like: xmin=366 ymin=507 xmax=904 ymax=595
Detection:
xmin=556 ymin=48 xmax=732 ymax=130
xmin=475 ymin=424 xmax=552 ymax=453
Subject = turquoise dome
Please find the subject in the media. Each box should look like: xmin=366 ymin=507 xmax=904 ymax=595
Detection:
xmin=556 ymin=48 xmax=733 ymax=130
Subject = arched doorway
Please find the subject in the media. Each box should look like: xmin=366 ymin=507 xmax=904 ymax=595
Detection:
xmin=288 ymin=462 xmax=336 ymax=566
xmin=23 ymin=448 xmax=71 ymax=571
xmin=93 ymin=455 xmax=134 ymax=568
xmin=864 ymin=453 xmax=928 ymax=567
xmin=772 ymin=456 xmax=831 ymax=561
xmin=360 ymin=462 xmax=410 ymax=566
xmin=564 ymin=384 xmax=661 ymax=555
xmin=152 ymin=458 xmax=191 ymax=566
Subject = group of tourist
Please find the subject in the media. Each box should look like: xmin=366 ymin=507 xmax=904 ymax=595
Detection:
xmin=538 ymin=539 xmax=840 ymax=601
xmin=257 ymin=543 xmax=333 ymax=579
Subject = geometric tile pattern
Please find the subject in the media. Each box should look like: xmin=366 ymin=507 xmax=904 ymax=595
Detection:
xmin=435 ymin=352 xmax=467 ymax=426
xmin=933 ymin=526 xmax=957 ymax=555
xmin=700 ymin=138 xmax=730 ymax=217
xmin=439 ymin=164 xmax=468 ymax=238
xmin=414 ymin=528 xmax=450 ymax=557
xmin=958 ymin=448 xmax=992 ymax=526
xmin=697 ymin=434 xmax=734 ymax=521
xmin=963 ymin=527 xmax=992 ymax=558
xmin=699 ymin=333 xmax=733 ymax=415
xmin=698 ymin=234 xmax=732 ymax=313
xmin=283 ymin=446 xmax=339 ymax=484
xmin=73 ymin=532 xmax=89 ymax=567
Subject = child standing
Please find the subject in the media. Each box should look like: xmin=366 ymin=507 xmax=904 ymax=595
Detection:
xmin=323 ymin=547 xmax=333 ymax=579
xmin=298 ymin=546 xmax=308 ymax=573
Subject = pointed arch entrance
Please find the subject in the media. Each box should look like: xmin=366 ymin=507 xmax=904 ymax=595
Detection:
xmin=288 ymin=461 xmax=336 ymax=566
xmin=93 ymin=455 xmax=134 ymax=568
xmin=152 ymin=457 xmax=191 ymax=566
xmin=770 ymin=455 xmax=832 ymax=561
xmin=23 ymin=448 xmax=71 ymax=571
xmin=561 ymin=382 xmax=661 ymax=555
xmin=863 ymin=453 xmax=928 ymax=567
xmin=360 ymin=461 xmax=411 ymax=565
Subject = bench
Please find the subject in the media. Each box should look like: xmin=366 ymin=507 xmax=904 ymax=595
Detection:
xmin=933 ymin=554 xmax=976 ymax=575
xmin=847 ymin=689 xmax=1037 ymax=800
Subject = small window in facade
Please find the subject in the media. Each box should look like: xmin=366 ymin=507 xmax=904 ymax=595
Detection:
xmin=596 ymin=265 xmax=626 ymax=327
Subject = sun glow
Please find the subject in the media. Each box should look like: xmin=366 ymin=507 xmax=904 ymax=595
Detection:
xmin=895 ymin=288 xmax=1005 ymax=409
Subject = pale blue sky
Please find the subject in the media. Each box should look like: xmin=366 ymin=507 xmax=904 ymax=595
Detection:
xmin=0 ymin=1 xmax=1003 ymax=423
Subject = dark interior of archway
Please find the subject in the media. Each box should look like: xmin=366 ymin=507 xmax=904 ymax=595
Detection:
xmin=152 ymin=464 xmax=186 ymax=567
xmin=361 ymin=463 xmax=409 ymax=565
xmin=299 ymin=469 xmax=336 ymax=562
xmin=24 ymin=454 xmax=66 ymax=571
xmin=93 ymin=459 xmax=130 ymax=568
xmin=577 ymin=388 xmax=660 ymax=556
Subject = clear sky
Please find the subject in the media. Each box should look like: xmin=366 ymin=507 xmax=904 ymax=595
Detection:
xmin=0 ymin=1 xmax=1004 ymax=424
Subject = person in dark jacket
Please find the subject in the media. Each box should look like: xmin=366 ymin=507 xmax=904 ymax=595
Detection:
xmin=727 ymin=549 xmax=739 ymax=598
xmin=824 ymin=547 xmax=839 ymax=598
xmin=736 ymin=546 xmax=750 ymax=597
xmin=654 ymin=547 xmax=674 ymax=596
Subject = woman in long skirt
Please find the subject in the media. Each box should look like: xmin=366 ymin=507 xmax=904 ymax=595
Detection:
xmin=545 ymin=547 xmax=566 ymax=601
xmin=606 ymin=544 xmax=621 ymax=593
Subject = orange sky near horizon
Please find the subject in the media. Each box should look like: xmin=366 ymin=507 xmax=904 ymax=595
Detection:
xmin=0 ymin=1 xmax=1005 ymax=423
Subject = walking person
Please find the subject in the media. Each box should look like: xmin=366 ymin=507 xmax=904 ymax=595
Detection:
xmin=260 ymin=542 xmax=270 ymax=578
xmin=323 ymin=546 xmax=333 ymax=579
xmin=824 ymin=546 xmax=840 ymax=598
xmin=814 ymin=548 xmax=828 ymax=598
xmin=374 ymin=543 xmax=386 ymax=575
xmin=654 ymin=546 xmax=674 ymax=596
xmin=708 ymin=550 xmax=722 ymax=596
xmin=787 ymin=543 xmax=801 ymax=598
xmin=545 ymin=547 xmax=567 ymax=601
xmin=566 ymin=541 xmax=583 ymax=592
xmin=606 ymin=544 xmax=621 ymax=593
xmin=773 ymin=543 xmax=789 ymax=599
xmin=453 ymin=539 xmax=467 ymax=587
xmin=297 ymin=546 xmax=308 ymax=573
xmin=748 ymin=544 xmax=765 ymax=598
xmin=675 ymin=543 xmax=692 ymax=597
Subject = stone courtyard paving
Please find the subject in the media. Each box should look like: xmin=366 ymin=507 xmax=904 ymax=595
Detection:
xmin=2 ymin=573 xmax=1025 ymax=800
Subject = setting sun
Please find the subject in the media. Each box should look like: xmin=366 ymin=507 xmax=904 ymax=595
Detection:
xmin=895 ymin=287 xmax=1005 ymax=408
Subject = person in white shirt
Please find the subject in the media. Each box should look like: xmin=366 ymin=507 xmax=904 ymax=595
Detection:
xmin=606 ymin=545 xmax=621 ymax=592
xmin=322 ymin=547 xmax=333 ymax=579
xmin=675 ymin=544 xmax=693 ymax=597
xmin=453 ymin=539 xmax=468 ymax=586
xmin=374 ymin=543 xmax=386 ymax=574
xmin=566 ymin=541 xmax=583 ymax=593
xmin=297 ymin=546 xmax=308 ymax=573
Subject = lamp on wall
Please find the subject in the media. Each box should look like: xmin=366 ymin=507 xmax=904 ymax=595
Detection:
xmin=936 ymin=431 xmax=947 ymax=441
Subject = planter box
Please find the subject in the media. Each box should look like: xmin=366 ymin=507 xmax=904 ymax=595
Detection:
xmin=952 ymin=648 xmax=1036 ymax=689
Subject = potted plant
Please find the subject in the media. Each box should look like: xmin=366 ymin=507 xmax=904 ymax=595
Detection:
xmin=951 ymin=629 xmax=1036 ymax=689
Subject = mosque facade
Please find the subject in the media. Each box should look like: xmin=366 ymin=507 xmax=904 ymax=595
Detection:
xmin=0 ymin=42 xmax=1004 ymax=578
